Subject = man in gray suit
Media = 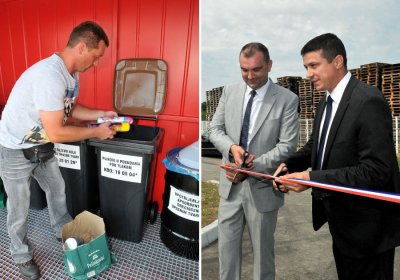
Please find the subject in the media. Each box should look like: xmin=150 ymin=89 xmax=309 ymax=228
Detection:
xmin=209 ymin=42 xmax=299 ymax=280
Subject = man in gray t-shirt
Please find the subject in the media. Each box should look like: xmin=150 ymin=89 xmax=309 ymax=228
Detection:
xmin=0 ymin=21 xmax=117 ymax=280
xmin=0 ymin=53 xmax=79 ymax=148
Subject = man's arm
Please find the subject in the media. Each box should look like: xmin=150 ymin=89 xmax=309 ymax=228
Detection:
xmin=253 ymin=94 xmax=299 ymax=173
xmin=40 ymin=109 xmax=116 ymax=143
xmin=310 ymin=94 xmax=395 ymax=190
xmin=282 ymin=133 xmax=314 ymax=173
xmin=70 ymin=104 xmax=117 ymax=121
xmin=209 ymin=88 xmax=239 ymax=161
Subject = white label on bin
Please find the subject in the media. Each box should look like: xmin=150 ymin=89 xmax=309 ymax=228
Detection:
xmin=54 ymin=143 xmax=81 ymax=170
xmin=100 ymin=151 xmax=143 ymax=183
xmin=168 ymin=186 xmax=199 ymax=222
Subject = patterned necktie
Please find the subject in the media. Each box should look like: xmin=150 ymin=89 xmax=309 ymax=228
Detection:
xmin=239 ymin=90 xmax=257 ymax=150
xmin=316 ymin=95 xmax=333 ymax=170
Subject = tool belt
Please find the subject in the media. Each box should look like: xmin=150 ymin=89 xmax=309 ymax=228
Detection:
xmin=23 ymin=142 xmax=55 ymax=164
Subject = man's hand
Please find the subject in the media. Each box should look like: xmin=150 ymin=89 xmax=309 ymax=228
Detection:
xmin=95 ymin=122 xmax=117 ymax=140
xmin=224 ymin=157 xmax=255 ymax=184
xmin=275 ymin=171 xmax=310 ymax=193
xmin=272 ymin=163 xmax=289 ymax=193
xmin=230 ymin=144 xmax=255 ymax=167
xmin=225 ymin=163 xmax=246 ymax=183
xmin=230 ymin=144 xmax=245 ymax=165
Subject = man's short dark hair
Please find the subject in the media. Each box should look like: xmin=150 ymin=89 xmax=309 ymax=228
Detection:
xmin=67 ymin=21 xmax=109 ymax=49
xmin=240 ymin=42 xmax=270 ymax=62
xmin=301 ymin=33 xmax=347 ymax=68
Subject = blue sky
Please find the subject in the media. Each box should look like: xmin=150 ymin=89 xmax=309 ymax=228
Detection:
xmin=201 ymin=0 xmax=400 ymax=100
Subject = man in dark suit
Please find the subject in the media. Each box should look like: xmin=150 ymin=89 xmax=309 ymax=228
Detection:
xmin=274 ymin=33 xmax=400 ymax=279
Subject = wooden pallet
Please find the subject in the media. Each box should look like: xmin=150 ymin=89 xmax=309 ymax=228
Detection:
xmin=206 ymin=86 xmax=224 ymax=121
xmin=298 ymin=118 xmax=314 ymax=148
xmin=381 ymin=64 xmax=400 ymax=116
xmin=350 ymin=68 xmax=361 ymax=79
xmin=277 ymin=76 xmax=303 ymax=95
xmin=359 ymin=62 xmax=390 ymax=89
xmin=298 ymin=79 xmax=314 ymax=118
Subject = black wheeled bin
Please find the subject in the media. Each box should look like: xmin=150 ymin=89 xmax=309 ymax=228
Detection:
xmin=89 ymin=126 xmax=163 ymax=242
xmin=160 ymin=143 xmax=199 ymax=260
xmin=88 ymin=58 xmax=167 ymax=243
xmin=54 ymin=141 xmax=99 ymax=218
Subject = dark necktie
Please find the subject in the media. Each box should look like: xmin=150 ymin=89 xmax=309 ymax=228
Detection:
xmin=239 ymin=90 xmax=257 ymax=150
xmin=316 ymin=95 xmax=333 ymax=170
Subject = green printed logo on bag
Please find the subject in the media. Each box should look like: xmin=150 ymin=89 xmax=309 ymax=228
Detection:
xmin=62 ymin=211 xmax=117 ymax=279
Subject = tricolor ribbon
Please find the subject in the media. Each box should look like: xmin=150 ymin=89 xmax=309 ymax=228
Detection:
xmin=219 ymin=164 xmax=400 ymax=204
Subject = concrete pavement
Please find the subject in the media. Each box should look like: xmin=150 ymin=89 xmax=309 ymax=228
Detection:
xmin=201 ymin=156 xmax=222 ymax=182
xmin=201 ymin=156 xmax=400 ymax=280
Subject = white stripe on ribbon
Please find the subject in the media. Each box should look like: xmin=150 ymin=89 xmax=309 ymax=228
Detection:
xmin=220 ymin=164 xmax=400 ymax=204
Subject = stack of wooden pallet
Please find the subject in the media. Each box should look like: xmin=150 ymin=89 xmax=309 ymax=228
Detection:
xmin=297 ymin=79 xmax=314 ymax=148
xmin=382 ymin=63 xmax=400 ymax=116
xmin=298 ymin=118 xmax=314 ymax=148
xmin=350 ymin=68 xmax=361 ymax=80
xmin=298 ymin=79 xmax=314 ymax=118
xmin=359 ymin=62 xmax=389 ymax=89
xmin=205 ymin=86 xmax=224 ymax=121
xmin=277 ymin=76 xmax=302 ymax=95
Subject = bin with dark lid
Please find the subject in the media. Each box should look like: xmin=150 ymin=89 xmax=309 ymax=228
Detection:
xmin=88 ymin=58 xmax=167 ymax=242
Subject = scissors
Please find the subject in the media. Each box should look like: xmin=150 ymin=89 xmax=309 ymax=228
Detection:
xmin=275 ymin=167 xmax=288 ymax=193
xmin=241 ymin=151 xmax=250 ymax=168
xmin=228 ymin=149 xmax=250 ymax=167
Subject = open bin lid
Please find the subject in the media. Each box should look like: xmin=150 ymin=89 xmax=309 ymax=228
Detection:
xmin=88 ymin=59 xmax=167 ymax=151
xmin=113 ymin=58 xmax=168 ymax=118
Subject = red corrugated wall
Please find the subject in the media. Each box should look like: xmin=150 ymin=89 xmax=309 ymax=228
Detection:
xmin=0 ymin=0 xmax=199 ymax=211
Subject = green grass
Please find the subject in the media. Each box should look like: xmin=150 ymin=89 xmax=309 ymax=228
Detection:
xmin=201 ymin=181 xmax=219 ymax=227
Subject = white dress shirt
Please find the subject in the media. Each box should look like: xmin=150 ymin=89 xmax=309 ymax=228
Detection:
xmin=242 ymin=79 xmax=271 ymax=148
xmin=318 ymin=71 xmax=351 ymax=162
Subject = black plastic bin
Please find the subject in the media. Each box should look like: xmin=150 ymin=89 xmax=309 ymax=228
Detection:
xmin=55 ymin=141 xmax=99 ymax=218
xmin=87 ymin=58 xmax=167 ymax=242
xmin=88 ymin=124 xmax=163 ymax=242
xmin=160 ymin=169 xmax=199 ymax=260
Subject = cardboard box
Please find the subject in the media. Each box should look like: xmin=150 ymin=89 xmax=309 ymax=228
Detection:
xmin=62 ymin=211 xmax=116 ymax=279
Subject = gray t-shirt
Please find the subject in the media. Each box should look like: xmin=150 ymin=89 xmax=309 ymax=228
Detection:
xmin=0 ymin=54 xmax=79 ymax=149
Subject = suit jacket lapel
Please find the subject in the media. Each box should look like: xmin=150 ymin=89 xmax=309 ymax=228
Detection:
xmin=248 ymin=81 xmax=277 ymax=144
xmin=312 ymin=95 xmax=327 ymax=168
xmin=232 ymin=83 xmax=247 ymax=143
xmin=322 ymin=76 xmax=358 ymax=166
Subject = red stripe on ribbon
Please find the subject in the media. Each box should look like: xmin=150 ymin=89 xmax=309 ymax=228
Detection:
xmin=219 ymin=164 xmax=400 ymax=204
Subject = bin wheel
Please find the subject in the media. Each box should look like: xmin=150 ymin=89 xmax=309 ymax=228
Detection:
xmin=147 ymin=201 xmax=158 ymax=224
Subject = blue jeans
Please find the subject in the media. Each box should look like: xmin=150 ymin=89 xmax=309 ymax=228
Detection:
xmin=0 ymin=145 xmax=72 ymax=263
